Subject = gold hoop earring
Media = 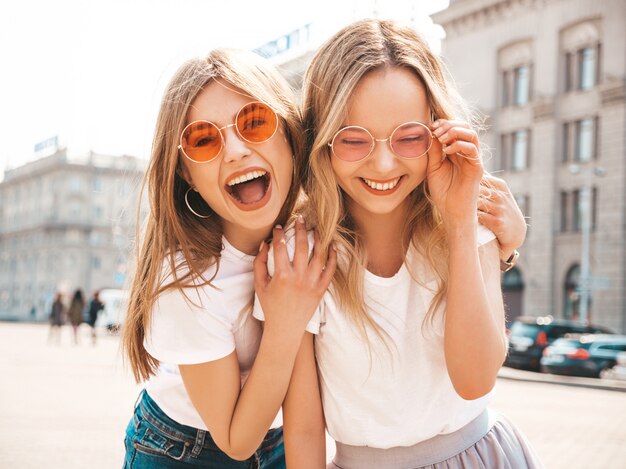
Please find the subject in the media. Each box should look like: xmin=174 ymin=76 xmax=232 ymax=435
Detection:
xmin=185 ymin=188 xmax=211 ymax=218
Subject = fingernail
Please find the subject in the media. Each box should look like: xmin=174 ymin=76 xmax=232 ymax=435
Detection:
xmin=275 ymin=224 xmax=282 ymax=230
xmin=433 ymin=128 xmax=444 ymax=137
xmin=297 ymin=214 xmax=304 ymax=224
xmin=432 ymin=121 xmax=440 ymax=129
xmin=259 ymin=241 xmax=265 ymax=252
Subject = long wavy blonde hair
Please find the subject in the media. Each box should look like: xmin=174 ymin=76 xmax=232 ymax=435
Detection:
xmin=302 ymin=19 xmax=481 ymax=339
xmin=123 ymin=49 xmax=305 ymax=382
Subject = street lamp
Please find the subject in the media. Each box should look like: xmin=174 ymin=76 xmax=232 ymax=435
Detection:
xmin=568 ymin=163 xmax=605 ymax=324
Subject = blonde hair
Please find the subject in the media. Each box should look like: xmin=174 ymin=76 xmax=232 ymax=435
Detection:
xmin=123 ymin=49 xmax=305 ymax=382
xmin=302 ymin=19 xmax=480 ymax=338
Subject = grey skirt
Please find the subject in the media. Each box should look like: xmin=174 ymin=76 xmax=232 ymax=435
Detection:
xmin=328 ymin=409 xmax=544 ymax=469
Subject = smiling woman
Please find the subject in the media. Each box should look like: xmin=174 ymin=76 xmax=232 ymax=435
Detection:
xmin=120 ymin=48 xmax=335 ymax=468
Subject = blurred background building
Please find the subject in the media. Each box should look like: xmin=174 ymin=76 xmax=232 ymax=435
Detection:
xmin=0 ymin=148 xmax=145 ymax=320
xmin=432 ymin=0 xmax=625 ymax=332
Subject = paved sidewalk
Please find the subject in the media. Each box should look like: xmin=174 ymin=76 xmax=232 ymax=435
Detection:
xmin=498 ymin=365 xmax=626 ymax=392
xmin=2 ymin=322 xmax=625 ymax=468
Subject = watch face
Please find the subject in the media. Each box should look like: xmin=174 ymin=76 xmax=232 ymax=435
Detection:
xmin=500 ymin=250 xmax=519 ymax=272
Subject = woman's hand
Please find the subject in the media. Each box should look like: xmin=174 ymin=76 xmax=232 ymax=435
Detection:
xmin=477 ymin=174 xmax=527 ymax=259
xmin=426 ymin=119 xmax=483 ymax=227
xmin=253 ymin=216 xmax=336 ymax=335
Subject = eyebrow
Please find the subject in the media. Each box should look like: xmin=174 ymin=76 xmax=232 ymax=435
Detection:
xmin=237 ymin=103 xmax=263 ymax=118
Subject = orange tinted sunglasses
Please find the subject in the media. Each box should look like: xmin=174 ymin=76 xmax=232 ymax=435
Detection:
xmin=179 ymin=101 xmax=278 ymax=163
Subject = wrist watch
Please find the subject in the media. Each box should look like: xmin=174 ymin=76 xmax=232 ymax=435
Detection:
xmin=500 ymin=250 xmax=520 ymax=272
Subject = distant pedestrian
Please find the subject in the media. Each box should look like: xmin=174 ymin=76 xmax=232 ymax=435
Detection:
xmin=86 ymin=291 xmax=105 ymax=345
xmin=47 ymin=292 xmax=65 ymax=344
xmin=67 ymin=289 xmax=86 ymax=345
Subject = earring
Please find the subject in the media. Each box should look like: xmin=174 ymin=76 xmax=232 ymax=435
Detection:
xmin=185 ymin=188 xmax=211 ymax=218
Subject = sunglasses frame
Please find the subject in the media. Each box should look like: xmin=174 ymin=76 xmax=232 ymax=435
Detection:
xmin=328 ymin=121 xmax=434 ymax=162
xmin=178 ymin=101 xmax=279 ymax=164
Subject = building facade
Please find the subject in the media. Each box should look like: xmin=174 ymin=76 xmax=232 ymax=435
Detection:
xmin=0 ymin=149 xmax=146 ymax=320
xmin=433 ymin=0 xmax=626 ymax=332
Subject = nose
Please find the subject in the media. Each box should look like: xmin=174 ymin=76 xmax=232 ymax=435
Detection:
xmin=221 ymin=124 xmax=252 ymax=163
xmin=369 ymin=139 xmax=397 ymax=173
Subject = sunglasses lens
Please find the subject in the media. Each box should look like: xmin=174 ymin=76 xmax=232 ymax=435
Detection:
xmin=331 ymin=127 xmax=373 ymax=161
xmin=390 ymin=122 xmax=432 ymax=158
xmin=236 ymin=102 xmax=278 ymax=143
xmin=181 ymin=121 xmax=222 ymax=162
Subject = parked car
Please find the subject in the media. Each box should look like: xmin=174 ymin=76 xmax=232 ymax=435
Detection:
xmin=504 ymin=316 xmax=614 ymax=371
xmin=540 ymin=334 xmax=626 ymax=378
xmin=96 ymin=288 xmax=129 ymax=334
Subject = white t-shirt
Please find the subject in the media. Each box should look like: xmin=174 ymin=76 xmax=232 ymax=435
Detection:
xmin=253 ymin=225 xmax=497 ymax=448
xmin=144 ymin=237 xmax=281 ymax=430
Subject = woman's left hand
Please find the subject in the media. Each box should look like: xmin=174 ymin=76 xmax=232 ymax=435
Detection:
xmin=426 ymin=119 xmax=483 ymax=226
xmin=477 ymin=174 xmax=527 ymax=258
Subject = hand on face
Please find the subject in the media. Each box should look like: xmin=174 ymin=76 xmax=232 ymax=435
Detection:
xmin=426 ymin=119 xmax=484 ymax=226
xmin=253 ymin=217 xmax=337 ymax=334
xmin=477 ymin=174 xmax=527 ymax=254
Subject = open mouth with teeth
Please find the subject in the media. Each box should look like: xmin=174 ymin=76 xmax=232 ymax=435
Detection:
xmin=360 ymin=176 xmax=403 ymax=194
xmin=225 ymin=169 xmax=272 ymax=210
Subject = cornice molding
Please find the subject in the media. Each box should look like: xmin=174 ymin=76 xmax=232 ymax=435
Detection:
xmin=599 ymin=78 xmax=626 ymax=105
xmin=432 ymin=0 xmax=551 ymax=39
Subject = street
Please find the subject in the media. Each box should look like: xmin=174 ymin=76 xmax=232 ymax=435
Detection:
xmin=1 ymin=322 xmax=625 ymax=468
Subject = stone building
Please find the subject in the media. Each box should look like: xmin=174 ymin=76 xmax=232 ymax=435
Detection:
xmin=432 ymin=0 xmax=626 ymax=332
xmin=0 ymin=149 xmax=146 ymax=320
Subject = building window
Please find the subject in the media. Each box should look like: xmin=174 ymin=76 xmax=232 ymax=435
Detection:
xmin=575 ymin=118 xmax=594 ymax=161
xmin=512 ymin=130 xmax=529 ymax=170
xmin=513 ymin=65 xmax=530 ymax=105
xmin=564 ymin=264 xmax=581 ymax=319
xmin=565 ymin=44 xmax=600 ymax=92
xmin=501 ymin=64 xmax=532 ymax=107
xmin=500 ymin=130 xmax=530 ymax=171
xmin=561 ymin=187 xmax=597 ymax=232
xmin=579 ymin=46 xmax=597 ymax=90
xmin=563 ymin=117 xmax=598 ymax=162
xmin=572 ymin=189 xmax=581 ymax=231
xmin=93 ymin=178 xmax=102 ymax=192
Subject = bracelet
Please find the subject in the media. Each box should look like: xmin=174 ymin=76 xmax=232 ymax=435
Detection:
xmin=500 ymin=250 xmax=519 ymax=272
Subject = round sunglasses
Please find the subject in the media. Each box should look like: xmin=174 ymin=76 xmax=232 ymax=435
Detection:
xmin=179 ymin=101 xmax=278 ymax=163
xmin=328 ymin=121 xmax=434 ymax=162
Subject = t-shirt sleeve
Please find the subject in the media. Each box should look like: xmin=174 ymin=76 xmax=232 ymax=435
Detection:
xmin=251 ymin=227 xmax=323 ymax=334
xmin=477 ymin=223 xmax=497 ymax=247
xmin=144 ymin=286 xmax=236 ymax=365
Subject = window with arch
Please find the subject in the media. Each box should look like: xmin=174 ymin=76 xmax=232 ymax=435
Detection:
xmin=561 ymin=19 xmax=602 ymax=93
xmin=564 ymin=264 xmax=581 ymax=319
xmin=498 ymin=40 xmax=533 ymax=108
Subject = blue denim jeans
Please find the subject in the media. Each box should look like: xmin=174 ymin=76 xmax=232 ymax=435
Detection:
xmin=123 ymin=391 xmax=285 ymax=469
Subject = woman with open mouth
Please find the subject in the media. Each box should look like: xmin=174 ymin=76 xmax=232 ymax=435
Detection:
xmin=121 ymin=48 xmax=336 ymax=469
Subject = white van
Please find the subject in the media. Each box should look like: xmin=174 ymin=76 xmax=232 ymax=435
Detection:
xmin=96 ymin=288 xmax=129 ymax=333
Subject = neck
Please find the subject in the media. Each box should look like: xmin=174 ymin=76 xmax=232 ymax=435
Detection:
xmin=222 ymin=223 xmax=271 ymax=256
xmin=349 ymin=199 xmax=410 ymax=277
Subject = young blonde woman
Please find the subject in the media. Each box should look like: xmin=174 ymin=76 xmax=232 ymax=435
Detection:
xmin=121 ymin=49 xmax=335 ymax=468
xmin=256 ymin=19 xmax=542 ymax=468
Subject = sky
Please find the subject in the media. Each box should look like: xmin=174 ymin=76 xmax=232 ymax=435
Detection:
xmin=0 ymin=0 xmax=448 ymax=179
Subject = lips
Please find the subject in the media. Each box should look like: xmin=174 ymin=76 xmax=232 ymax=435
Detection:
xmin=224 ymin=168 xmax=273 ymax=211
xmin=359 ymin=176 xmax=403 ymax=195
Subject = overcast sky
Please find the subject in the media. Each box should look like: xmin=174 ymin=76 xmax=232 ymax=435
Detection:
xmin=0 ymin=0 xmax=448 ymax=179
